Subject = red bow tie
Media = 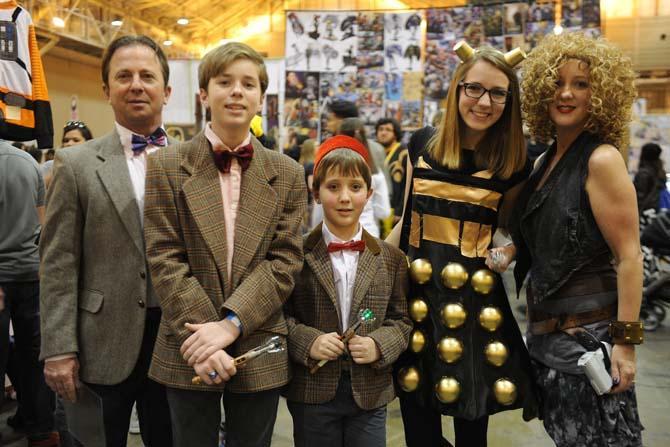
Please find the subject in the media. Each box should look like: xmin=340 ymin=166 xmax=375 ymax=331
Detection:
xmin=213 ymin=144 xmax=254 ymax=173
xmin=327 ymin=240 xmax=365 ymax=253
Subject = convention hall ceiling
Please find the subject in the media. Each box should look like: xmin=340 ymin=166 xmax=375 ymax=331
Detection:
xmin=21 ymin=0 xmax=670 ymax=74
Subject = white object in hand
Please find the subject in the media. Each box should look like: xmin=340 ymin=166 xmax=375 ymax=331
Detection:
xmin=577 ymin=342 xmax=613 ymax=395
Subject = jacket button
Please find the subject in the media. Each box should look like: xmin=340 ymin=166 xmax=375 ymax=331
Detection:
xmin=140 ymin=271 xmax=146 ymax=279
xmin=138 ymin=299 xmax=145 ymax=308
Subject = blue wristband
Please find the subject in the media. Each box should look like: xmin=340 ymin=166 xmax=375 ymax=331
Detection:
xmin=225 ymin=312 xmax=243 ymax=334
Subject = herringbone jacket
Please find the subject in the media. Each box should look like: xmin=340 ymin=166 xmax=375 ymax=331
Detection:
xmin=285 ymin=224 xmax=411 ymax=410
xmin=144 ymin=131 xmax=306 ymax=391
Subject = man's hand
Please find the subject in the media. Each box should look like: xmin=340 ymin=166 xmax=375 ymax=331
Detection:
xmin=309 ymin=332 xmax=345 ymax=361
xmin=610 ymin=344 xmax=636 ymax=393
xmin=348 ymin=335 xmax=381 ymax=364
xmin=0 ymin=286 xmax=5 ymax=312
xmin=44 ymin=357 xmax=79 ymax=402
xmin=181 ymin=320 xmax=240 ymax=366
xmin=193 ymin=350 xmax=237 ymax=385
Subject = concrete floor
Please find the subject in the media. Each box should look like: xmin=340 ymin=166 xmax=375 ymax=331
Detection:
xmin=2 ymin=280 xmax=669 ymax=446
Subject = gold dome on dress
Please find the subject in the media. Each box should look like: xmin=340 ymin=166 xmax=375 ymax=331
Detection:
xmin=410 ymin=258 xmax=433 ymax=284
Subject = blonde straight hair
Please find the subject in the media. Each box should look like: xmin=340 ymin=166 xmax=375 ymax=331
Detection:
xmin=429 ymin=47 xmax=526 ymax=180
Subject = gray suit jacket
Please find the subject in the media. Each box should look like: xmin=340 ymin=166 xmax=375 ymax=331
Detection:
xmin=39 ymin=130 xmax=172 ymax=385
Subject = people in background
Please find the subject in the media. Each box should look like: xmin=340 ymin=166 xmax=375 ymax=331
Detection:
xmin=634 ymin=142 xmax=667 ymax=212
xmin=0 ymin=139 xmax=58 ymax=447
xmin=375 ymin=117 xmax=407 ymax=224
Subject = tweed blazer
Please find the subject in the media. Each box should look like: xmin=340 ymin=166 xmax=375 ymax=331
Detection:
xmin=144 ymin=131 xmax=306 ymax=391
xmin=285 ymin=224 xmax=411 ymax=410
xmin=39 ymin=130 xmax=171 ymax=385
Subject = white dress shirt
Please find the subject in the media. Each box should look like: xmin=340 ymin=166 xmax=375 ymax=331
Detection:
xmin=322 ymin=222 xmax=363 ymax=332
xmin=115 ymin=122 xmax=166 ymax=225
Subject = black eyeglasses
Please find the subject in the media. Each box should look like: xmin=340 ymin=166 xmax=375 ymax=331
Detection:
xmin=458 ymin=82 xmax=510 ymax=104
xmin=65 ymin=120 xmax=87 ymax=128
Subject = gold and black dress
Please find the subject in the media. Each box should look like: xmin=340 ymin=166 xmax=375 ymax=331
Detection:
xmin=396 ymin=127 xmax=537 ymax=422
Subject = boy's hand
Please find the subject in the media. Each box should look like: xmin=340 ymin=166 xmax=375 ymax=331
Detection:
xmin=309 ymin=332 xmax=345 ymax=361
xmin=181 ymin=320 xmax=240 ymax=366
xmin=348 ymin=335 xmax=381 ymax=364
xmin=193 ymin=350 xmax=237 ymax=385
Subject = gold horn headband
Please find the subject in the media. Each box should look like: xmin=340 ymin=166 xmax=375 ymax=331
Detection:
xmin=453 ymin=41 xmax=526 ymax=67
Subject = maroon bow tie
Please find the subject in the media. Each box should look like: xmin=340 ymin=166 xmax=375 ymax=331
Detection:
xmin=327 ymin=240 xmax=365 ymax=253
xmin=213 ymin=144 xmax=254 ymax=173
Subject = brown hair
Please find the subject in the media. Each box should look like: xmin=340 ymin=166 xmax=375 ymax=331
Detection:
xmin=312 ymin=149 xmax=372 ymax=193
xmin=101 ymin=35 xmax=169 ymax=87
xmin=337 ymin=117 xmax=379 ymax=173
xmin=198 ymin=42 xmax=269 ymax=94
xmin=430 ymin=46 xmax=526 ymax=179
xmin=299 ymin=138 xmax=316 ymax=165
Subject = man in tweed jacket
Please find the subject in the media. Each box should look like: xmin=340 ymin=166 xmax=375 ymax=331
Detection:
xmin=144 ymin=42 xmax=306 ymax=446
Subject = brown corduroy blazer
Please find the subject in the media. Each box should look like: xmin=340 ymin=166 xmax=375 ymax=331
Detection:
xmin=144 ymin=131 xmax=307 ymax=391
xmin=285 ymin=224 xmax=411 ymax=410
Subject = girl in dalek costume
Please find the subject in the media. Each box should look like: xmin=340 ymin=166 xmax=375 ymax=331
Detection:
xmin=386 ymin=42 xmax=538 ymax=447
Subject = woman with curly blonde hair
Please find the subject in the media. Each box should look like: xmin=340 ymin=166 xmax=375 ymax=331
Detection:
xmin=498 ymin=32 xmax=644 ymax=446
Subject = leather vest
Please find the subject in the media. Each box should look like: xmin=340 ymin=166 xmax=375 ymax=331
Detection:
xmin=512 ymin=132 xmax=613 ymax=304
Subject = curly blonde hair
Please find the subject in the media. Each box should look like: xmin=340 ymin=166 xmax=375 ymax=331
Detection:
xmin=521 ymin=32 xmax=636 ymax=150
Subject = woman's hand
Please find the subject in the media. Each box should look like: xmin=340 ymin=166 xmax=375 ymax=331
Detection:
xmin=485 ymin=244 xmax=516 ymax=273
xmin=609 ymin=344 xmax=636 ymax=393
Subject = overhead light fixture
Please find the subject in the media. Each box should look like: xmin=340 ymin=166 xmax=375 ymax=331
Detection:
xmin=111 ymin=19 xmax=123 ymax=27
xmin=177 ymin=17 xmax=189 ymax=26
xmin=163 ymin=39 xmax=173 ymax=46
xmin=52 ymin=17 xmax=65 ymax=28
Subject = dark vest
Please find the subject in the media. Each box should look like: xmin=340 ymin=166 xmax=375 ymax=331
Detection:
xmin=512 ymin=132 xmax=613 ymax=304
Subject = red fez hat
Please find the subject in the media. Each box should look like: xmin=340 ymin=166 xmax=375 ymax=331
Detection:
xmin=314 ymin=135 xmax=371 ymax=174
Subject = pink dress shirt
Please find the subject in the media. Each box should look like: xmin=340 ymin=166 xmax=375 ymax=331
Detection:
xmin=204 ymin=123 xmax=252 ymax=287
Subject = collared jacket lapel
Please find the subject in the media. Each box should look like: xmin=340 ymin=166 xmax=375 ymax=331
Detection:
xmin=348 ymin=230 xmax=381 ymax=328
xmin=95 ymin=131 xmax=144 ymax=255
xmin=231 ymin=137 xmax=278 ymax=289
xmin=180 ymin=131 xmax=230 ymax=294
xmin=304 ymin=224 xmax=341 ymax=324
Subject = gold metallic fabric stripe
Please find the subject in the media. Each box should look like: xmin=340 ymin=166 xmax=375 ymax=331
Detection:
xmin=409 ymin=211 xmax=421 ymax=248
xmin=423 ymin=214 xmax=460 ymax=247
xmin=461 ymin=221 xmax=479 ymax=258
xmin=476 ymin=224 xmax=493 ymax=255
xmin=472 ymin=169 xmax=494 ymax=180
xmin=413 ymin=178 xmax=501 ymax=210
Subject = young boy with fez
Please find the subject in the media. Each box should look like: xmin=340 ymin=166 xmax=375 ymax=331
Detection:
xmin=285 ymin=135 xmax=411 ymax=447
xmin=143 ymin=42 xmax=306 ymax=446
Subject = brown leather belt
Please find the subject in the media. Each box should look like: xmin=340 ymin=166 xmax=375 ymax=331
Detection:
xmin=528 ymin=303 xmax=617 ymax=335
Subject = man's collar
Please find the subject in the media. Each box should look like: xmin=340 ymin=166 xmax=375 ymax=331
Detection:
xmin=115 ymin=122 xmax=165 ymax=156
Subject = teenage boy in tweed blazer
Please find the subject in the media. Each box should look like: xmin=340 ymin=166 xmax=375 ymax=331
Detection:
xmin=143 ymin=42 xmax=306 ymax=446
xmin=285 ymin=135 xmax=411 ymax=447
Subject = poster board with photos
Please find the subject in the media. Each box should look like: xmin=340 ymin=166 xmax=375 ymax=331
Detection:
xmin=283 ymin=1 xmax=601 ymax=146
